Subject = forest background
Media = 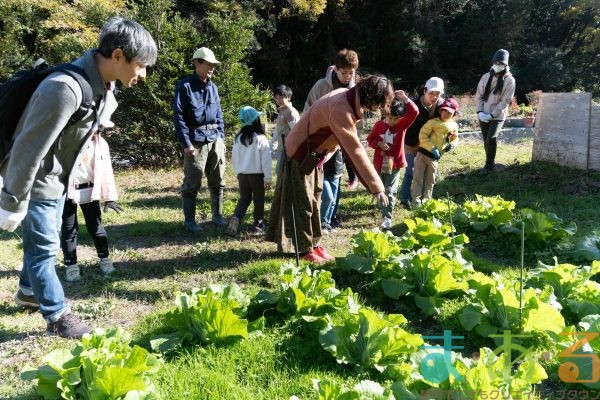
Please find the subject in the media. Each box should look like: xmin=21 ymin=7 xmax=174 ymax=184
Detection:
xmin=0 ymin=0 xmax=598 ymax=167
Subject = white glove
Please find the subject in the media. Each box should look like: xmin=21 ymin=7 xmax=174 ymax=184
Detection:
xmin=0 ymin=207 xmax=27 ymax=232
xmin=477 ymin=112 xmax=492 ymax=122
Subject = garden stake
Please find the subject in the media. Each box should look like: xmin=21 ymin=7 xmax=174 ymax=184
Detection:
xmin=519 ymin=220 xmax=525 ymax=330
xmin=282 ymin=136 xmax=300 ymax=267
xmin=446 ymin=193 xmax=455 ymax=248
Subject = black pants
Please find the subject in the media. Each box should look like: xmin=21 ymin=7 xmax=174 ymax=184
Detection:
xmin=233 ymin=174 xmax=265 ymax=224
xmin=480 ymin=120 xmax=505 ymax=169
xmin=61 ymin=199 xmax=108 ymax=265
xmin=344 ymin=156 xmax=356 ymax=182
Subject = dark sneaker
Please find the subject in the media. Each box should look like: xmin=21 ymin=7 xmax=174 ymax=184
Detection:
xmin=226 ymin=216 xmax=239 ymax=236
xmin=14 ymin=290 xmax=72 ymax=310
xmin=400 ymin=201 xmax=411 ymax=210
xmin=184 ymin=221 xmax=203 ymax=233
xmin=212 ymin=215 xmax=228 ymax=227
xmin=248 ymin=222 xmax=265 ymax=236
xmin=46 ymin=312 xmax=92 ymax=339
xmin=14 ymin=289 xmax=38 ymax=309
xmin=330 ymin=218 xmax=343 ymax=229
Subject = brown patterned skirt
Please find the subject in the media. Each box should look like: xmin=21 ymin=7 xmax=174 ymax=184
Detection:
xmin=265 ymin=158 xmax=323 ymax=253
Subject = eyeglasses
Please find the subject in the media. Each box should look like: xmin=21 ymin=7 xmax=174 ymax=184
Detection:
xmin=337 ymin=69 xmax=355 ymax=77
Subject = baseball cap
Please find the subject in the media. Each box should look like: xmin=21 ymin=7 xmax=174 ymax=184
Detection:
xmin=192 ymin=47 xmax=221 ymax=64
xmin=239 ymin=106 xmax=263 ymax=127
xmin=425 ymin=77 xmax=444 ymax=94
xmin=440 ymin=98 xmax=459 ymax=114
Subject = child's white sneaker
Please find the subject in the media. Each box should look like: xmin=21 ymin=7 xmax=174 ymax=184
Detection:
xmin=99 ymin=257 xmax=115 ymax=275
xmin=65 ymin=264 xmax=81 ymax=282
xmin=381 ymin=217 xmax=392 ymax=230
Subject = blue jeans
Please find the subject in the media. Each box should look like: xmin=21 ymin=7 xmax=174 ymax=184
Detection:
xmin=20 ymin=196 xmax=70 ymax=323
xmin=320 ymin=175 xmax=340 ymax=225
xmin=400 ymin=151 xmax=416 ymax=203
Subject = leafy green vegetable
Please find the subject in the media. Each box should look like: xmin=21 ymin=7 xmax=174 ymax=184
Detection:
xmin=460 ymin=274 xmax=565 ymax=337
xmin=500 ymin=208 xmax=577 ymax=245
xmin=151 ymin=284 xmax=260 ymax=353
xmin=528 ymin=259 xmax=600 ymax=322
xmin=458 ymin=195 xmax=516 ymax=231
xmin=319 ymin=308 xmax=423 ymax=372
xmin=253 ymin=263 xmax=357 ymax=322
xmin=399 ymin=218 xmax=468 ymax=253
xmin=402 ymin=346 xmax=547 ymax=398
xmin=337 ymin=230 xmax=401 ymax=274
xmin=450 ymin=347 xmax=547 ymax=399
xmin=573 ymin=230 xmax=600 ymax=261
xmin=22 ymin=328 xmax=162 ymax=400
xmin=414 ymin=197 xmax=460 ymax=222
xmin=380 ymin=249 xmax=473 ymax=315
xmin=300 ymin=379 xmax=395 ymax=400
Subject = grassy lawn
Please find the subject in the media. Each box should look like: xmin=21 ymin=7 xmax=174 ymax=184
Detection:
xmin=1 ymin=132 xmax=600 ymax=399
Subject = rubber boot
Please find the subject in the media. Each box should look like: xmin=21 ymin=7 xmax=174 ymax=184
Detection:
xmin=182 ymin=195 xmax=202 ymax=232
xmin=485 ymin=137 xmax=497 ymax=170
xmin=210 ymin=186 xmax=227 ymax=226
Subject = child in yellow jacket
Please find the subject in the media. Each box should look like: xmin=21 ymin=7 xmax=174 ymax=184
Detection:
xmin=411 ymin=98 xmax=459 ymax=204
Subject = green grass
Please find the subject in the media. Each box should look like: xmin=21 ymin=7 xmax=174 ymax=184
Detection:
xmin=1 ymin=134 xmax=599 ymax=398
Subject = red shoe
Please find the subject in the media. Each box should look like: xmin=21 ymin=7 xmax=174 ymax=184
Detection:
xmin=302 ymin=250 xmax=326 ymax=264
xmin=313 ymin=245 xmax=335 ymax=262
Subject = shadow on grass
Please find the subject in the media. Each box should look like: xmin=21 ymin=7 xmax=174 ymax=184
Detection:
xmin=126 ymin=187 xmax=275 ymax=210
xmin=437 ymin=160 xmax=600 ymax=214
xmin=59 ymin=247 xmax=294 ymax=305
xmin=0 ymin=269 xmax=19 ymax=279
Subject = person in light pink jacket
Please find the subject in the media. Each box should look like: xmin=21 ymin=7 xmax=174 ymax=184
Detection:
xmin=266 ymin=75 xmax=394 ymax=264
xmin=61 ymin=89 xmax=122 ymax=281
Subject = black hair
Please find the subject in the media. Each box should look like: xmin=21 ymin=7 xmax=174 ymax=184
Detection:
xmin=389 ymin=99 xmax=407 ymax=117
xmin=357 ymin=74 xmax=394 ymax=114
xmin=97 ymin=17 xmax=157 ymax=66
xmin=482 ymin=68 xmax=508 ymax=102
xmin=274 ymin=84 xmax=293 ymax=99
xmin=236 ymin=117 xmax=265 ymax=146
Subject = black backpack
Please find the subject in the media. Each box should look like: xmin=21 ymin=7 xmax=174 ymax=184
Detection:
xmin=0 ymin=63 xmax=94 ymax=161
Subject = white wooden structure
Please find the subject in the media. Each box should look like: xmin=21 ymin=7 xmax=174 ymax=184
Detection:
xmin=533 ymin=92 xmax=599 ymax=170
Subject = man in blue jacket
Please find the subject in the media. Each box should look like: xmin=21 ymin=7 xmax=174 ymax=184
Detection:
xmin=173 ymin=47 xmax=227 ymax=232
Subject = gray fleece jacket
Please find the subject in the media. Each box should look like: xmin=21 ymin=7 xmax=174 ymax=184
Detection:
xmin=0 ymin=50 xmax=114 ymax=213
xmin=475 ymin=68 xmax=516 ymax=121
xmin=303 ymin=67 xmax=356 ymax=112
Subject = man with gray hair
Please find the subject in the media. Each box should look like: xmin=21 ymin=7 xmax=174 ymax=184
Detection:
xmin=0 ymin=17 xmax=157 ymax=338
xmin=173 ymin=47 xmax=227 ymax=232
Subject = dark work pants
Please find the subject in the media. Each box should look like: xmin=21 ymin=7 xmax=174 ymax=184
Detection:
xmin=233 ymin=173 xmax=265 ymax=224
xmin=480 ymin=120 xmax=505 ymax=169
xmin=61 ymin=199 xmax=108 ymax=265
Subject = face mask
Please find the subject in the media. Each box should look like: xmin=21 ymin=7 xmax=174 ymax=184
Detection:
xmin=492 ymin=64 xmax=505 ymax=73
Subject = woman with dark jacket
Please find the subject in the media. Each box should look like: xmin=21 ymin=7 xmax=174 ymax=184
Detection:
xmin=399 ymin=77 xmax=445 ymax=209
